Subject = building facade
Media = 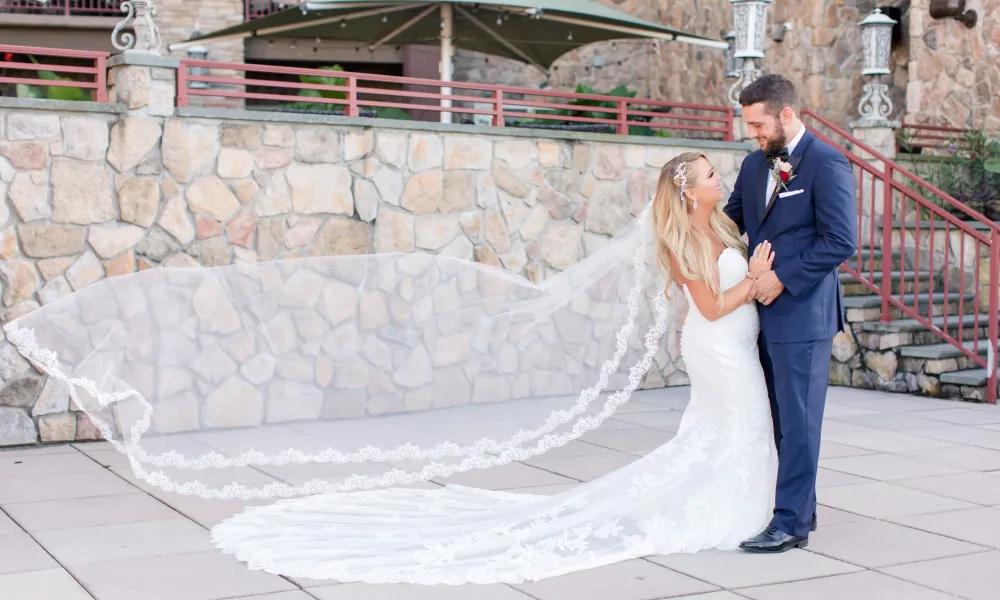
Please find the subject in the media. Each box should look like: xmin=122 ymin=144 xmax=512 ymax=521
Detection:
xmin=455 ymin=0 xmax=999 ymax=132
xmin=1 ymin=0 xmax=996 ymax=129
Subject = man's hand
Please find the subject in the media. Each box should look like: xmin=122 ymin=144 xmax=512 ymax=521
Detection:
xmin=750 ymin=270 xmax=785 ymax=305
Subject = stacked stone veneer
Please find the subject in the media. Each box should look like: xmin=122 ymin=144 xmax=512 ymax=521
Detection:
xmin=0 ymin=57 xmax=747 ymax=445
xmin=456 ymin=0 xmax=999 ymax=131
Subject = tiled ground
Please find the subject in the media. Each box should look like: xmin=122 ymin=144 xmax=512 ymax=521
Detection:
xmin=2 ymin=386 xmax=1000 ymax=599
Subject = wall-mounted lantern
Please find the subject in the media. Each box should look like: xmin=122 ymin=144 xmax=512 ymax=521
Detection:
xmin=929 ymin=0 xmax=978 ymax=29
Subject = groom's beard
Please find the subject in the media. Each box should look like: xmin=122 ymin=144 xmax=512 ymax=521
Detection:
xmin=761 ymin=122 xmax=788 ymax=155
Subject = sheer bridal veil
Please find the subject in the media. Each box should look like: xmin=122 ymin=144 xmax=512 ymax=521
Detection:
xmin=3 ymin=196 xmax=680 ymax=500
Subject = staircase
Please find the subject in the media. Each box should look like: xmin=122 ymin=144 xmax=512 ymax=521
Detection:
xmin=833 ymin=247 xmax=995 ymax=402
xmin=802 ymin=110 xmax=999 ymax=404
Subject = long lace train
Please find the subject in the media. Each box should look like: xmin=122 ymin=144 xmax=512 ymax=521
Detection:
xmin=211 ymin=247 xmax=778 ymax=585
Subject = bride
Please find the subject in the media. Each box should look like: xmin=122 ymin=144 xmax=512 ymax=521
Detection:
xmin=4 ymin=152 xmax=779 ymax=585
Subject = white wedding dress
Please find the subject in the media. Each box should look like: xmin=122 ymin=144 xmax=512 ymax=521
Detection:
xmin=211 ymin=246 xmax=779 ymax=585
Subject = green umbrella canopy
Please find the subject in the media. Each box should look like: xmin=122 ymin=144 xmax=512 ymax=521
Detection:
xmin=169 ymin=0 xmax=727 ymax=70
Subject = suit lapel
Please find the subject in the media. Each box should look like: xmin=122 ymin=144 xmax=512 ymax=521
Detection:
xmin=759 ymin=129 xmax=815 ymax=227
xmin=755 ymin=155 xmax=768 ymax=228
xmin=760 ymin=154 xmax=803 ymax=224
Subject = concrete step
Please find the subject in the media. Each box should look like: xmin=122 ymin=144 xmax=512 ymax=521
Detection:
xmin=858 ymin=314 xmax=990 ymax=349
xmin=899 ymin=341 xmax=990 ymax=360
xmin=841 ymin=270 xmax=961 ymax=296
xmin=862 ymin=313 xmax=987 ymax=334
xmin=843 ymin=292 xmax=975 ymax=309
xmin=844 ymin=292 xmax=977 ymax=322
xmin=841 ymin=270 xmax=918 ymax=283
xmin=940 ymin=369 xmax=989 ymax=387
xmin=897 ymin=341 xmax=988 ymax=378
xmin=845 ymin=249 xmax=902 ymax=272
xmin=892 ymin=219 xmax=996 ymax=233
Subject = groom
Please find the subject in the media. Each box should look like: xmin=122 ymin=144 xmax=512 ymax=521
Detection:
xmin=723 ymin=75 xmax=857 ymax=553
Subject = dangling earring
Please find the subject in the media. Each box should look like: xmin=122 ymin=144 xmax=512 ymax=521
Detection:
xmin=692 ymin=196 xmax=698 ymax=211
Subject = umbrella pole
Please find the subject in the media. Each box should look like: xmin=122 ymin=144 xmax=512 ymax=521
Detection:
xmin=440 ymin=3 xmax=454 ymax=124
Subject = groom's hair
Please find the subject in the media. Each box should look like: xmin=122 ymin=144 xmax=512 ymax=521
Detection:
xmin=739 ymin=74 xmax=800 ymax=116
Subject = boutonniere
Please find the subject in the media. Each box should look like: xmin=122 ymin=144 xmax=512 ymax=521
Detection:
xmin=771 ymin=158 xmax=796 ymax=191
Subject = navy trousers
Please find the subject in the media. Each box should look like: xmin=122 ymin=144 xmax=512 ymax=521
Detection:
xmin=758 ymin=332 xmax=833 ymax=538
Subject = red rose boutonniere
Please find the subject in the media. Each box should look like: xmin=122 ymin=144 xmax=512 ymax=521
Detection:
xmin=771 ymin=157 xmax=796 ymax=191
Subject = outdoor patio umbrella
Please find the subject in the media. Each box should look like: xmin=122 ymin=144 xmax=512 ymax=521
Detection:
xmin=169 ymin=0 xmax=728 ymax=122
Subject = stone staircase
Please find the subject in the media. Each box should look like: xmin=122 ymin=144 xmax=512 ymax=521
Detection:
xmin=832 ymin=248 xmax=996 ymax=403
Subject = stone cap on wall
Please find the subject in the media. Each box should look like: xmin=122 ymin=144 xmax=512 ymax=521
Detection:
xmin=176 ymin=106 xmax=756 ymax=152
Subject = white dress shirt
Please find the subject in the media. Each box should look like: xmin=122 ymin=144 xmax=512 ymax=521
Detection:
xmin=765 ymin=125 xmax=806 ymax=205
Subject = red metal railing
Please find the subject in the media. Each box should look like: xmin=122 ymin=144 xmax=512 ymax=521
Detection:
xmin=897 ymin=123 xmax=972 ymax=153
xmin=0 ymin=0 xmax=124 ymax=16
xmin=804 ymin=110 xmax=999 ymax=402
xmin=176 ymin=59 xmax=735 ymax=141
xmin=245 ymin=0 xmax=301 ymax=21
xmin=0 ymin=43 xmax=108 ymax=102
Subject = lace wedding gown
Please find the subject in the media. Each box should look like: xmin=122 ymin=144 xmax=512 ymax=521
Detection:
xmin=211 ymin=246 xmax=779 ymax=585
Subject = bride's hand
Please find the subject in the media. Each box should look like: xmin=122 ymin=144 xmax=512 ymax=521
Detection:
xmin=748 ymin=241 xmax=775 ymax=280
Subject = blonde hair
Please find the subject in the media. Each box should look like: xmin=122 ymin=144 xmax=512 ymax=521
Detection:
xmin=652 ymin=152 xmax=746 ymax=306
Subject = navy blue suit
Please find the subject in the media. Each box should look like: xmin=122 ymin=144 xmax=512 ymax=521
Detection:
xmin=723 ymin=128 xmax=857 ymax=537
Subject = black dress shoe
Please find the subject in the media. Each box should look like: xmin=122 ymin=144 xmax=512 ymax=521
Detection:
xmin=811 ymin=513 xmax=818 ymax=532
xmin=740 ymin=526 xmax=808 ymax=553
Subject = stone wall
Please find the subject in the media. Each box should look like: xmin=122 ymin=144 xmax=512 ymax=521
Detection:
xmin=454 ymin=0 xmax=733 ymax=113
xmin=0 ymin=96 xmax=747 ymax=446
xmin=158 ymin=0 xmax=244 ymax=64
xmin=453 ymin=0 xmax=911 ymax=129
xmin=905 ymin=0 xmax=1000 ymax=131
xmin=157 ymin=0 xmax=246 ymax=110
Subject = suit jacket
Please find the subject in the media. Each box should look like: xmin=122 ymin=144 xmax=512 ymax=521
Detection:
xmin=723 ymin=128 xmax=858 ymax=343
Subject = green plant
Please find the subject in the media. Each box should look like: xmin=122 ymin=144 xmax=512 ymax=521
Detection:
xmin=280 ymin=64 xmax=411 ymax=120
xmin=14 ymin=56 xmax=89 ymax=101
xmin=896 ymin=129 xmax=920 ymax=154
xmin=516 ymin=83 xmax=663 ymax=136
xmin=927 ymin=130 xmax=1000 ymax=220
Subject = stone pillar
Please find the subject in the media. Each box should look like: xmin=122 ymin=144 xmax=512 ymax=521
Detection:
xmin=107 ymin=54 xmax=179 ymax=118
xmin=851 ymin=125 xmax=897 ymax=159
xmin=850 ymin=121 xmax=899 ymax=253
xmin=106 ymin=0 xmax=176 ymax=118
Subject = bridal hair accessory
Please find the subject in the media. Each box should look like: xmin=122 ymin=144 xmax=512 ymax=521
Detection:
xmin=675 ymin=164 xmax=694 ymax=211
